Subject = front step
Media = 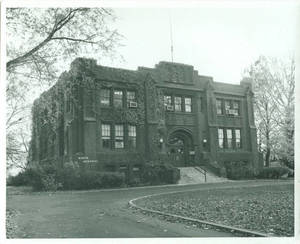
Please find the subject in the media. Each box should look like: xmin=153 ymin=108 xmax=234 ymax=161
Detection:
xmin=177 ymin=167 xmax=229 ymax=185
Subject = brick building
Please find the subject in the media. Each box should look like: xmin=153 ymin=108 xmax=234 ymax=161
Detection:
xmin=30 ymin=58 xmax=262 ymax=177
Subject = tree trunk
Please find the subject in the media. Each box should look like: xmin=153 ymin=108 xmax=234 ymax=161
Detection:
xmin=265 ymin=147 xmax=270 ymax=167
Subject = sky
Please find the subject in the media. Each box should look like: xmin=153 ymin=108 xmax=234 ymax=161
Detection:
xmin=95 ymin=3 xmax=298 ymax=84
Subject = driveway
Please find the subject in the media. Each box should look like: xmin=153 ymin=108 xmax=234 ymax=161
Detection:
xmin=6 ymin=180 xmax=292 ymax=238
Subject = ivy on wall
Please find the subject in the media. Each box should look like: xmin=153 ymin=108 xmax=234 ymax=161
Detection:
xmin=30 ymin=57 xmax=170 ymax=166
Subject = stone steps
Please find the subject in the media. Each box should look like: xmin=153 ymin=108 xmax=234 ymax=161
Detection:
xmin=177 ymin=166 xmax=229 ymax=185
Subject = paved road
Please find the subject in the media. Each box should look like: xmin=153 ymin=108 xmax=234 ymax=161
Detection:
xmin=7 ymin=180 xmax=292 ymax=238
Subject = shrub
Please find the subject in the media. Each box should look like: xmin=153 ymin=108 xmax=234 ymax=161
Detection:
xmin=15 ymin=161 xmax=125 ymax=191
xmin=224 ymin=161 xmax=254 ymax=180
xmin=257 ymin=167 xmax=290 ymax=179
xmin=28 ymin=164 xmax=61 ymax=191
xmin=140 ymin=162 xmax=180 ymax=185
xmin=7 ymin=169 xmax=34 ymax=186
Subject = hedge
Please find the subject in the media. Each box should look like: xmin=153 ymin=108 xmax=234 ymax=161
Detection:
xmin=257 ymin=167 xmax=290 ymax=179
xmin=7 ymin=163 xmax=126 ymax=191
xmin=224 ymin=161 xmax=254 ymax=180
xmin=8 ymin=160 xmax=180 ymax=190
xmin=140 ymin=162 xmax=180 ymax=185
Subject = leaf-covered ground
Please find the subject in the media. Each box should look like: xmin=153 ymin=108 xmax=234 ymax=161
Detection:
xmin=136 ymin=184 xmax=294 ymax=236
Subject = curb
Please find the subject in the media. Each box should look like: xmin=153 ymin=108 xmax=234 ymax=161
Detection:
xmin=129 ymin=188 xmax=273 ymax=237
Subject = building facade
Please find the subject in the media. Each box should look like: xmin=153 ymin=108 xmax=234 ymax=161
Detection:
xmin=30 ymin=58 xmax=262 ymax=176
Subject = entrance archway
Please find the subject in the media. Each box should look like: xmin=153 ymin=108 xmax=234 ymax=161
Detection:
xmin=167 ymin=129 xmax=194 ymax=167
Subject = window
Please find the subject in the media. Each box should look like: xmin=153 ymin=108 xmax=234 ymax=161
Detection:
xmin=164 ymin=95 xmax=172 ymax=108
xmin=226 ymin=129 xmax=233 ymax=148
xmin=224 ymin=100 xmax=240 ymax=116
xmin=185 ymin=97 xmax=192 ymax=112
xmin=225 ymin=100 xmax=231 ymax=114
xmin=128 ymin=125 xmax=137 ymax=148
xmin=101 ymin=124 xmax=111 ymax=149
xmin=100 ymin=89 xmax=110 ymax=106
xmin=235 ymin=129 xmax=241 ymax=148
xmin=233 ymin=101 xmax=240 ymax=115
xmin=114 ymin=90 xmax=123 ymax=108
xmin=127 ymin=91 xmax=136 ymax=107
xmin=216 ymin=99 xmax=223 ymax=115
xmin=119 ymin=164 xmax=128 ymax=171
xmin=115 ymin=124 xmax=124 ymax=148
xmin=174 ymin=96 xmax=182 ymax=111
xmin=132 ymin=164 xmax=141 ymax=172
xmin=218 ymin=129 xmax=224 ymax=148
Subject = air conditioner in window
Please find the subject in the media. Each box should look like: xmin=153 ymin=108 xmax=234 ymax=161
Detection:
xmin=129 ymin=101 xmax=138 ymax=108
xmin=228 ymin=109 xmax=238 ymax=115
xmin=166 ymin=105 xmax=174 ymax=111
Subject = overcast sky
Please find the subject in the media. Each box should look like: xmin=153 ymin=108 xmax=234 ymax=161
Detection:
xmin=96 ymin=4 xmax=298 ymax=84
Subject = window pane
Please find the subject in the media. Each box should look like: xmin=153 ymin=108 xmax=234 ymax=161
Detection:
xmin=101 ymin=124 xmax=110 ymax=136
xmin=100 ymin=89 xmax=110 ymax=106
xmin=128 ymin=125 xmax=136 ymax=148
xmin=101 ymin=124 xmax=111 ymax=149
xmin=127 ymin=91 xmax=136 ymax=107
xmin=225 ymin=100 xmax=231 ymax=114
xmin=164 ymin=95 xmax=172 ymax=107
xmin=115 ymin=125 xmax=124 ymax=136
xmin=216 ymin=99 xmax=223 ymax=115
xmin=235 ymin=129 xmax=241 ymax=148
xmin=218 ymin=129 xmax=224 ymax=148
xmin=127 ymin=91 xmax=135 ymax=101
xmin=227 ymin=129 xmax=233 ymax=148
xmin=114 ymin=90 xmax=123 ymax=108
xmin=115 ymin=125 xmax=124 ymax=148
xmin=233 ymin=101 xmax=239 ymax=115
xmin=174 ymin=97 xmax=182 ymax=111
xmin=185 ymin=97 xmax=192 ymax=112
xmin=128 ymin=125 xmax=136 ymax=136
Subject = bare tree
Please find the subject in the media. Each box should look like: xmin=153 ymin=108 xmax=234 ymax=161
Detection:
xmin=244 ymin=56 xmax=295 ymax=168
xmin=6 ymin=8 xmax=122 ymax=171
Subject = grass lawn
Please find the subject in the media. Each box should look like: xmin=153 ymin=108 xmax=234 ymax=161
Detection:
xmin=135 ymin=183 xmax=294 ymax=236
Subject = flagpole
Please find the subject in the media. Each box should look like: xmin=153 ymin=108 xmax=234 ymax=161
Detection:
xmin=169 ymin=11 xmax=174 ymax=63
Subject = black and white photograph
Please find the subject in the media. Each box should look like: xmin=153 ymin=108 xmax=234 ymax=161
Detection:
xmin=1 ymin=0 xmax=299 ymax=242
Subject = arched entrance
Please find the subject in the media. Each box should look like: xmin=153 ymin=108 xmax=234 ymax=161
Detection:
xmin=167 ymin=129 xmax=194 ymax=167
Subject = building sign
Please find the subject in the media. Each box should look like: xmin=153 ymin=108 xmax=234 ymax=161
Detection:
xmin=76 ymin=155 xmax=98 ymax=164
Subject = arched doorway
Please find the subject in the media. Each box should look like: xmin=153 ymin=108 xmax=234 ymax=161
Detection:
xmin=167 ymin=129 xmax=194 ymax=167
